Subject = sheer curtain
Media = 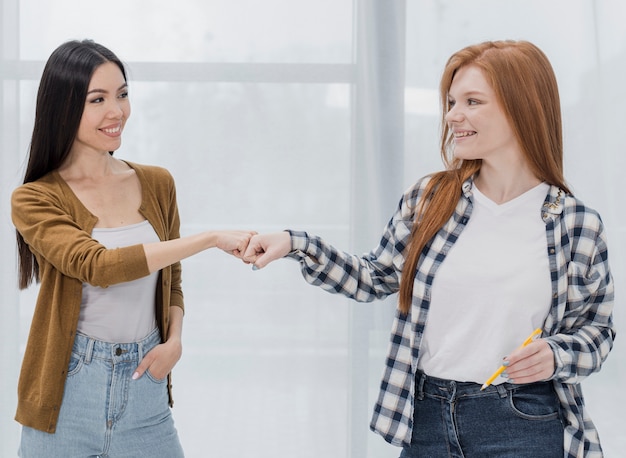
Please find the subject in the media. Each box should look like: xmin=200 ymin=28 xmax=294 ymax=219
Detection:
xmin=1 ymin=1 xmax=624 ymax=457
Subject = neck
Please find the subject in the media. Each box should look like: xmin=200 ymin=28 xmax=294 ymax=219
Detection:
xmin=474 ymin=163 xmax=541 ymax=204
xmin=58 ymin=150 xmax=119 ymax=180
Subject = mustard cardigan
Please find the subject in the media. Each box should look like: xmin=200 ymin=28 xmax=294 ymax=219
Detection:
xmin=11 ymin=161 xmax=184 ymax=433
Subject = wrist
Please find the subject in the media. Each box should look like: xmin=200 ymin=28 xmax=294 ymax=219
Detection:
xmin=166 ymin=333 xmax=182 ymax=343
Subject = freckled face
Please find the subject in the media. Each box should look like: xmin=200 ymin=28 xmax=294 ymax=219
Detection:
xmin=445 ymin=65 xmax=520 ymax=163
xmin=73 ymin=62 xmax=130 ymax=155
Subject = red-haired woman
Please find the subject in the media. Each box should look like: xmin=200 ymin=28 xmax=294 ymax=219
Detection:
xmin=243 ymin=40 xmax=615 ymax=458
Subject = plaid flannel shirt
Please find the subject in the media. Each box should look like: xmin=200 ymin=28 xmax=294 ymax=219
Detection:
xmin=287 ymin=176 xmax=615 ymax=457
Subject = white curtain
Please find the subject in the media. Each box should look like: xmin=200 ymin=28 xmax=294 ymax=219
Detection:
xmin=1 ymin=1 xmax=624 ymax=457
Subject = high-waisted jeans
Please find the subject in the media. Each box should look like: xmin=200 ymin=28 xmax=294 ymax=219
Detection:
xmin=400 ymin=371 xmax=564 ymax=458
xmin=19 ymin=328 xmax=184 ymax=458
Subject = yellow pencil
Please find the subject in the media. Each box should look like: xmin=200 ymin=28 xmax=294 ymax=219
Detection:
xmin=480 ymin=328 xmax=543 ymax=391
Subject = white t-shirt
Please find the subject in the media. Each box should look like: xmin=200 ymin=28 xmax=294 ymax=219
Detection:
xmin=78 ymin=220 xmax=159 ymax=343
xmin=418 ymin=182 xmax=552 ymax=384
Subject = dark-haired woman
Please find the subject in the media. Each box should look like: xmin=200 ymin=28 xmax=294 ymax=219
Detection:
xmin=242 ymin=40 xmax=615 ymax=457
xmin=11 ymin=40 xmax=254 ymax=457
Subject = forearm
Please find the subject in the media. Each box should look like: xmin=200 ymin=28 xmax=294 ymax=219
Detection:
xmin=167 ymin=305 xmax=184 ymax=344
xmin=143 ymin=232 xmax=219 ymax=273
xmin=288 ymin=230 xmax=399 ymax=302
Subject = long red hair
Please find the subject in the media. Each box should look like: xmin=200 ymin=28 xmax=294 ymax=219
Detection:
xmin=398 ymin=40 xmax=570 ymax=315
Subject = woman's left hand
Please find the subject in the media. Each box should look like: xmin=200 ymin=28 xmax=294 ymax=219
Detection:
xmin=132 ymin=338 xmax=182 ymax=381
xmin=502 ymin=339 xmax=555 ymax=384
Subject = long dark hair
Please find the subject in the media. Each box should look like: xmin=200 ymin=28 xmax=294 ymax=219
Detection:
xmin=16 ymin=39 xmax=127 ymax=289
xmin=399 ymin=40 xmax=569 ymax=314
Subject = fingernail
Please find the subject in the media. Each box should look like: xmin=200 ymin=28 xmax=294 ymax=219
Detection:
xmin=132 ymin=372 xmax=139 ymax=380
xmin=502 ymin=359 xmax=510 ymax=367
xmin=252 ymin=265 xmax=259 ymax=271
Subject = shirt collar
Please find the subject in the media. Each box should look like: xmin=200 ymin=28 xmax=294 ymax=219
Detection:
xmin=461 ymin=176 xmax=564 ymax=220
xmin=542 ymin=185 xmax=565 ymax=218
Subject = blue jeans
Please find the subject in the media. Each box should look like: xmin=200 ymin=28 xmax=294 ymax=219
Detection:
xmin=19 ymin=328 xmax=184 ymax=458
xmin=400 ymin=371 xmax=564 ymax=458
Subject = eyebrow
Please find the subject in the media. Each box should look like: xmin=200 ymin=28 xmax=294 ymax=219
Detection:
xmin=86 ymin=83 xmax=128 ymax=95
xmin=448 ymin=90 xmax=488 ymax=98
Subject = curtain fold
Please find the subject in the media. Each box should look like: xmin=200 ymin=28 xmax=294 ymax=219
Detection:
xmin=349 ymin=1 xmax=405 ymax=457
xmin=0 ymin=1 xmax=23 ymax=456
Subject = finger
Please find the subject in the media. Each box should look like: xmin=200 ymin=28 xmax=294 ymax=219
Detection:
xmin=146 ymin=362 xmax=168 ymax=380
xmin=238 ymin=237 xmax=252 ymax=254
xmin=243 ymin=253 xmax=258 ymax=264
xmin=252 ymin=249 xmax=281 ymax=269
xmin=506 ymin=340 xmax=543 ymax=365
xmin=243 ymin=239 xmax=264 ymax=260
xmin=505 ymin=342 xmax=554 ymax=383
xmin=506 ymin=365 xmax=551 ymax=384
xmin=132 ymin=353 xmax=155 ymax=380
xmin=243 ymin=251 xmax=260 ymax=263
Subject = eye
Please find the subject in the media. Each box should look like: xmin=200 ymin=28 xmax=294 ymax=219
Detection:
xmin=467 ymin=99 xmax=480 ymax=106
xmin=447 ymin=98 xmax=456 ymax=110
xmin=90 ymin=97 xmax=104 ymax=104
xmin=118 ymin=90 xmax=129 ymax=99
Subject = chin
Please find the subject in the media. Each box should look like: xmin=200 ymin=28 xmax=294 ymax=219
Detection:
xmin=452 ymin=150 xmax=481 ymax=161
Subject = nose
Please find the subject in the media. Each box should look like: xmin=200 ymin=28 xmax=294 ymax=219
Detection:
xmin=445 ymin=104 xmax=463 ymax=123
xmin=106 ymin=99 xmax=126 ymax=119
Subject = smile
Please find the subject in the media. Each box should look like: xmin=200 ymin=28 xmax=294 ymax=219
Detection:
xmin=454 ymin=131 xmax=476 ymax=138
xmin=101 ymin=126 xmax=121 ymax=134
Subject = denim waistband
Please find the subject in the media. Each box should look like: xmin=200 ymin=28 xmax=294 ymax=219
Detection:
xmin=72 ymin=327 xmax=162 ymax=364
xmin=415 ymin=370 xmax=554 ymax=401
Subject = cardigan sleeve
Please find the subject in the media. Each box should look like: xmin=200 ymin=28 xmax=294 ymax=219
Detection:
xmin=11 ymin=182 xmax=150 ymax=287
xmin=163 ymin=170 xmax=184 ymax=310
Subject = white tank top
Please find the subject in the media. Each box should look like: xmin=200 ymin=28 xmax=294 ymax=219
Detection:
xmin=418 ymin=182 xmax=552 ymax=384
xmin=77 ymin=220 xmax=159 ymax=343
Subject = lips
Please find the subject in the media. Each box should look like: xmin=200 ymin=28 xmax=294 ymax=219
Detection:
xmin=454 ymin=130 xmax=476 ymax=138
xmin=99 ymin=122 xmax=123 ymax=138
xmin=101 ymin=125 xmax=121 ymax=134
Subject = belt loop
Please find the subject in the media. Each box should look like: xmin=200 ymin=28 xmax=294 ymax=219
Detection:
xmin=84 ymin=338 xmax=94 ymax=364
xmin=449 ymin=381 xmax=457 ymax=401
xmin=496 ymin=384 xmax=507 ymax=398
xmin=416 ymin=372 xmax=425 ymax=400
xmin=138 ymin=340 xmax=144 ymax=362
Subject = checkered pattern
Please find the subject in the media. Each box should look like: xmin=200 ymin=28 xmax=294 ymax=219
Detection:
xmin=287 ymin=176 xmax=615 ymax=457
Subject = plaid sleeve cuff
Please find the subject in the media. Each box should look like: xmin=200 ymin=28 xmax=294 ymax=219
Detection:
xmin=286 ymin=229 xmax=309 ymax=254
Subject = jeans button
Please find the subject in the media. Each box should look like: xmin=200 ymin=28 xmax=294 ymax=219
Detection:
xmin=115 ymin=347 xmax=122 ymax=356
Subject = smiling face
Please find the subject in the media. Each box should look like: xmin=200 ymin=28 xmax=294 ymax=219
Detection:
xmin=72 ymin=61 xmax=130 ymax=156
xmin=445 ymin=64 xmax=520 ymax=165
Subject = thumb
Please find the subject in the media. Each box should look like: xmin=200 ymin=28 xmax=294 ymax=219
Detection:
xmin=132 ymin=353 xmax=155 ymax=380
xmin=243 ymin=238 xmax=263 ymax=262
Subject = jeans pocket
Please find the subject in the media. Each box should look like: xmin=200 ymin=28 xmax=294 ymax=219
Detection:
xmin=508 ymin=383 xmax=560 ymax=420
xmin=66 ymin=352 xmax=84 ymax=377
xmin=145 ymin=369 xmax=167 ymax=384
